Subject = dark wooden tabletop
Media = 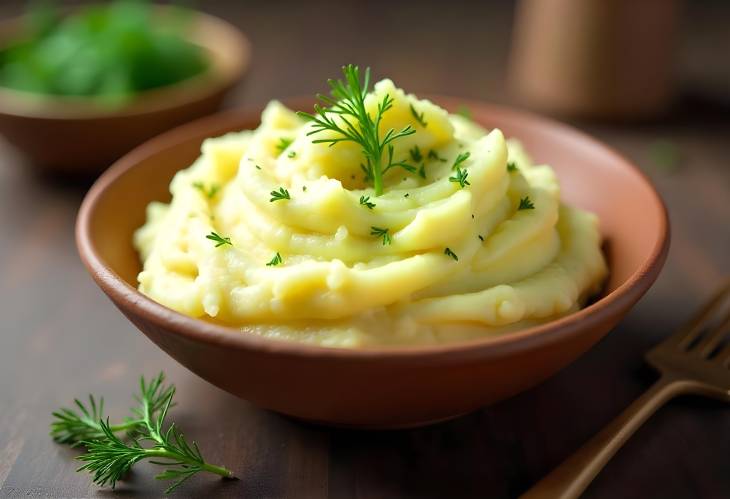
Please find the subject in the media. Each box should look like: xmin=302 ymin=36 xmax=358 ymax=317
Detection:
xmin=1 ymin=1 xmax=729 ymax=498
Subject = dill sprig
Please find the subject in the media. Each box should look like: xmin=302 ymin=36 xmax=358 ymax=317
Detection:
xmin=449 ymin=167 xmax=470 ymax=188
xmin=266 ymin=252 xmax=283 ymax=266
xmin=206 ymin=232 xmax=232 ymax=248
xmin=52 ymin=373 xmax=233 ymax=494
xmin=382 ymin=143 xmax=417 ymax=175
xmin=192 ymin=181 xmax=220 ymax=199
xmin=276 ymin=137 xmax=293 ymax=155
xmin=418 ymin=164 xmax=426 ymax=179
xmin=409 ymin=104 xmax=428 ymax=127
xmin=409 ymin=145 xmax=423 ymax=163
xmin=359 ymin=195 xmax=376 ymax=209
xmin=297 ymin=65 xmax=416 ymax=196
xmin=287 ymin=150 xmax=297 ymax=158
xmin=370 ymin=226 xmax=392 ymax=245
xmin=452 ymin=151 xmax=471 ymax=170
xmin=444 ymin=247 xmax=459 ymax=261
xmin=51 ymin=378 xmax=173 ymax=445
xmin=518 ymin=196 xmax=535 ymax=210
xmin=507 ymin=161 xmax=518 ymax=172
xmin=270 ymin=187 xmax=291 ymax=202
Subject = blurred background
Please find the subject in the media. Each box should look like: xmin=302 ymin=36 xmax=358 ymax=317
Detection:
xmin=0 ymin=1 xmax=728 ymax=497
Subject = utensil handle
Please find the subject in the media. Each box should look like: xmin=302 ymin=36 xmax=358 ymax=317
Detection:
xmin=520 ymin=375 xmax=689 ymax=499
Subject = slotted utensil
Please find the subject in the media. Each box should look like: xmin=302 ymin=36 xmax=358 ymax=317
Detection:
xmin=522 ymin=279 xmax=730 ymax=499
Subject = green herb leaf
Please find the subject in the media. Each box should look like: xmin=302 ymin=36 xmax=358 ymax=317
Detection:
xmin=266 ymin=252 xmax=283 ymax=266
xmin=452 ymin=151 xmax=471 ymax=170
xmin=418 ymin=164 xmax=426 ymax=179
xmin=192 ymin=181 xmax=220 ymax=199
xmin=53 ymin=373 xmax=233 ymax=494
xmin=449 ymin=167 xmax=470 ymax=188
xmin=287 ymin=150 xmax=297 ymax=158
xmin=409 ymin=145 xmax=423 ymax=163
xmin=370 ymin=226 xmax=392 ymax=245
xmin=444 ymin=247 xmax=459 ymax=261
xmin=206 ymin=232 xmax=232 ymax=248
xmin=409 ymin=104 xmax=428 ymax=127
xmin=297 ymin=65 xmax=416 ymax=196
xmin=507 ymin=161 xmax=518 ymax=172
xmin=276 ymin=137 xmax=293 ymax=155
xmin=359 ymin=195 xmax=376 ymax=209
xmin=269 ymin=187 xmax=291 ymax=202
xmin=518 ymin=196 xmax=535 ymax=210
xmin=381 ymin=144 xmax=417 ymax=175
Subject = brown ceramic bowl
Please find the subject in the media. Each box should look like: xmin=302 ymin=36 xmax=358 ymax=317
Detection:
xmin=76 ymin=97 xmax=669 ymax=429
xmin=0 ymin=6 xmax=250 ymax=174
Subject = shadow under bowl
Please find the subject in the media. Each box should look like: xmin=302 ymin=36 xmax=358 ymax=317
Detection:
xmin=76 ymin=97 xmax=669 ymax=428
xmin=0 ymin=6 xmax=251 ymax=175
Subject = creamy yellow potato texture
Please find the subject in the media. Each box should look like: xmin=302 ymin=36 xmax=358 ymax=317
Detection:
xmin=134 ymin=79 xmax=607 ymax=347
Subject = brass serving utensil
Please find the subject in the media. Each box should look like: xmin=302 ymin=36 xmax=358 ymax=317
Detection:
xmin=522 ymin=279 xmax=730 ymax=499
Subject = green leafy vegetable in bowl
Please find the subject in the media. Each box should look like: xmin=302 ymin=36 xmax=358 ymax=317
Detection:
xmin=0 ymin=1 xmax=209 ymax=103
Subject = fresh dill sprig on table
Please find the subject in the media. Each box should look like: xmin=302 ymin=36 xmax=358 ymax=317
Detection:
xmin=51 ymin=373 xmax=234 ymax=494
xmin=370 ymin=226 xmax=392 ymax=245
xmin=518 ymin=196 xmax=535 ymax=210
xmin=359 ymin=195 xmax=376 ymax=209
xmin=206 ymin=232 xmax=233 ymax=248
xmin=269 ymin=187 xmax=291 ymax=202
xmin=449 ymin=167 xmax=470 ymax=188
xmin=297 ymin=65 xmax=416 ymax=196
xmin=409 ymin=104 xmax=428 ymax=127
xmin=51 ymin=377 xmax=173 ymax=445
xmin=51 ymin=396 xmax=123 ymax=444
xmin=266 ymin=252 xmax=283 ymax=266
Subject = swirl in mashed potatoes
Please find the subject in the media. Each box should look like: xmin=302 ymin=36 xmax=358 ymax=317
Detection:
xmin=134 ymin=79 xmax=607 ymax=347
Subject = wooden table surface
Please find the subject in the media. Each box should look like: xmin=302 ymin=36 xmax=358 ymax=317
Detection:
xmin=1 ymin=1 xmax=729 ymax=497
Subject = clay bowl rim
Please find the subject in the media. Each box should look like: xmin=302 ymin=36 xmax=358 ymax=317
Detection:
xmin=0 ymin=5 xmax=251 ymax=121
xmin=76 ymin=96 xmax=670 ymax=362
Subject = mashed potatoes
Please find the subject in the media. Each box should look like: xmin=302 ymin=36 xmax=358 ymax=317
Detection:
xmin=134 ymin=79 xmax=607 ymax=347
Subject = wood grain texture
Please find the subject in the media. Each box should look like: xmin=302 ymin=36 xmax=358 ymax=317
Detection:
xmin=0 ymin=0 xmax=728 ymax=497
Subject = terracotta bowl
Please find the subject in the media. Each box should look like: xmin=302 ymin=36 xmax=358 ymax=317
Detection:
xmin=0 ymin=7 xmax=250 ymax=174
xmin=76 ymin=97 xmax=669 ymax=428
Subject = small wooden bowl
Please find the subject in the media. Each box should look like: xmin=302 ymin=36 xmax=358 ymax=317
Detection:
xmin=0 ymin=7 xmax=250 ymax=174
xmin=76 ymin=98 xmax=669 ymax=428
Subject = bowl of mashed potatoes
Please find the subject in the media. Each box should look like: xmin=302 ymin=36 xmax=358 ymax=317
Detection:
xmin=76 ymin=68 xmax=668 ymax=428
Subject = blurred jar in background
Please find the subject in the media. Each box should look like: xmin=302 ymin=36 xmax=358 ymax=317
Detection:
xmin=508 ymin=0 xmax=681 ymax=119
